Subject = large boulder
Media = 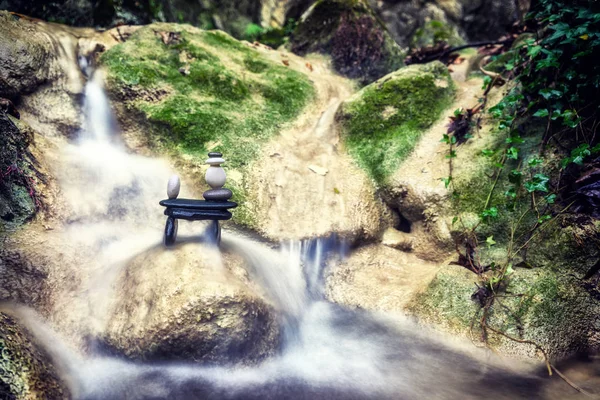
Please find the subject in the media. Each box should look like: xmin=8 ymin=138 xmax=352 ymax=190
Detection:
xmin=290 ymin=0 xmax=405 ymax=84
xmin=101 ymin=242 xmax=281 ymax=365
xmin=408 ymin=257 xmax=600 ymax=361
xmin=336 ymin=61 xmax=455 ymax=185
xmin=0 ymin=312 xmax=68 ymax=399
xmin=0 ymin=12 xmax=88 ymax=138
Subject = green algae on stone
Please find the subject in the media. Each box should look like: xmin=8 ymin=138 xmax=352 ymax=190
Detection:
xmin=336 ymin=61 xmax=455 ymax=184
xmin=0 ymin=313 xmax=67 ymax=399
xmin=290 ymin=0 xmax=404 ymax=84
xmin=0 ymin=112 xmax=36 ymax=231
xmin=101 ymin=24 xmax=314 ymax=228
xmin=101 ymin=25 xmax=314 ymax=171
xmin=409 ymin=264 xmax=600 ymax=360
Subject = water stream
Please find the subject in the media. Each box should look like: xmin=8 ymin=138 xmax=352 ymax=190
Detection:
xmin=8 ymin=61 xmax=594 ymax=400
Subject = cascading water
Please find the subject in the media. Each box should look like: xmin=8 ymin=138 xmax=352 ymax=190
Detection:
xmin=6 ymin=58 xmax=587 ymax=400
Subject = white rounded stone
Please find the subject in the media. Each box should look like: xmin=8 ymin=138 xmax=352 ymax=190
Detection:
xmin=205 ymin=166 xmax=226 ymax=189
xmin=167 ymin=174 xmax=181 ymax=199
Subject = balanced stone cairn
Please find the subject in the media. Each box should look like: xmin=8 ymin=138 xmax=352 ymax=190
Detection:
xmin=203 ymin=152 xmax=233 ymax=201
xmin=159 ymin=152 xmax=237 ymax=246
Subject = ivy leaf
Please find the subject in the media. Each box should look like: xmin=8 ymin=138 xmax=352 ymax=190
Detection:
xmin=482 ymin=149 xmax=495 ymax=157
xmin=533 ymin=109 xmax=549 ymax=117
xmin=505 ymin=264 xmax=515 ymax=277
xmin=486 ymin=236 xmax=497 ymax=247
xmin=528 ymin=157 xmax=543 ymax=167
xmin=538 ymin=215 xmax=552 ymax=224
xmin=481 ymin=207 xmax=499 ymax=219
xmin=527 ymin=45 xmax=543 ymax=57
xmin=440 ymin=177 xmax=452 ymax=188
xmin=505 ymin=187 xmax=517 ymax=199
xmin=506 ymin=135 xmax=525 ymax=144
xmin=524 ymin=174 xmax=550 ymax=193
xmin=545 ymin=194 xmax=557 ymax=204
xmin=482 ymin=75 xmax=492 ymax=90
xmin=507 ymin=147 xmax=519 ymax=159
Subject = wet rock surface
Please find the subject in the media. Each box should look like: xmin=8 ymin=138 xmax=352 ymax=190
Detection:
xmin=0 ymin=312 xmax=69 ymax=400
xmin=102 ymin=243 xmax=281 ymax=365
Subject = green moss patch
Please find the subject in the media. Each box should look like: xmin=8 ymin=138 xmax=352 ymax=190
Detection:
xmin=0 ymin=313 xmax=67 ymax=399
xmin=337 ymin=61 xmax=455 ymax=184
xmin=101 ymin=25 xmax=314 ymax=172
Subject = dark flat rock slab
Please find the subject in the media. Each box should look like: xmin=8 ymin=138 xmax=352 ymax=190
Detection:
xmin=160 ymin=198 xmax=237 ymax=210
xmin=165 ymin=208 xmax=233 ymax=221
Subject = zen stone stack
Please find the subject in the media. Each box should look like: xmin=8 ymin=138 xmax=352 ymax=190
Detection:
xmin=159 ymin=152 xmax=237 ymax=246
xmin=203 ymin=152 xmax=233 ymax=201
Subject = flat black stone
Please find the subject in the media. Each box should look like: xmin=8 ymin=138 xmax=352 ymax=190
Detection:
xmin=165 ymin=208 xmax=232 ymax=221
xmin=159 ymin=198 xmax=237 ymax=210
xmin=203 ymin=188 xmax=233 ymax=201
xmin=208 ymin=152 xmax=223 ymax=157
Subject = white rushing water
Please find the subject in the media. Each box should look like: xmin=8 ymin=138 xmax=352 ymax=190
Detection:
xmin=7 ymin=61 xmax=581 ymax=400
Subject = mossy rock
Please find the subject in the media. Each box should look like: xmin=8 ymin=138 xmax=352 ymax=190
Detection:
xmin=0 ymin=312 xmax=68 ymax=399
xmin=100 ymin=23 xmax=315 ymax=229
xmin=336 ymin=61 xmax=455 ymax=184
xmin=409 ymin=263 xmax=600 ymax=361
xmin=0 ymin=112 xmax=37 ymax=231
xmin=290 ymin=0 xmax=404 ymax=85
xmin=409 ymin=19 xmax=464 ymax=49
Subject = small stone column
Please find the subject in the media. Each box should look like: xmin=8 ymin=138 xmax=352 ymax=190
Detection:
xmin=203 ymin=152 xmax=232 ymax=201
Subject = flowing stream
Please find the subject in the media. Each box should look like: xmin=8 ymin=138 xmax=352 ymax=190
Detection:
xmin=9 ymin=60 xmax=594 ymax=400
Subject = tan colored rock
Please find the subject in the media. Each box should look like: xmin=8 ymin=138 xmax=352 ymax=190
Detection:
xmin=102 ymin=242 xmax=280 ymax=365
xmin=381 ymin=227 xmax=414 ymax=251
xmin=326 ymin=244 xmax=440 ymax=312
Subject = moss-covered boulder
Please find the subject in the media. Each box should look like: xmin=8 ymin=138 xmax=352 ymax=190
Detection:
xmin=336 ymin=61 xmax=455 ymax=185
xmin=102 ymin=243 xmax=281 ymax=365
xmin=409 ymin=258 xmax=600 ymax=361
xmin=100 ymin=23 xmax=314 ymax=228
xmin=290 ymin=0 xmax=404 ymax=84
xmin=0 ymin=312 xmax=68 ymax=399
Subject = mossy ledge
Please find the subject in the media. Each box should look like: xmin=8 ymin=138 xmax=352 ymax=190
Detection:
xmin=336 ymin=61 xmax=455 ymax=185
xmin=100 ymin=24 xmax=315 ymax=228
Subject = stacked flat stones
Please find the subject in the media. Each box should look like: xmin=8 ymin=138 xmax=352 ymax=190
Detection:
xmin=203 ymin=152 xmax=233 ymax=201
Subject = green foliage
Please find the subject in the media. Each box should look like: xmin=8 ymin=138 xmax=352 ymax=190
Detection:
xmin=440 ymin=0 xmax=600 ymax=316
xmin=243 ymin=23 xmax=264 ymax=42
xmin=340 ymin=62 xmax=455 ymax=184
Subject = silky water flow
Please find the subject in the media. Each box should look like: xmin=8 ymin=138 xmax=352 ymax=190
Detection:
xmin=3 ymin=60 xmax=593 ymax=400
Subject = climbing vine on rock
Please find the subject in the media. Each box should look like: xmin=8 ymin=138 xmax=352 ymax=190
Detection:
xmin=439 ymin=0 xmax=600 ymax=373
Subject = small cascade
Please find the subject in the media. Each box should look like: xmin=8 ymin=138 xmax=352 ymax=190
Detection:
xmin=79 ymin=57 xmax=118 ymax=144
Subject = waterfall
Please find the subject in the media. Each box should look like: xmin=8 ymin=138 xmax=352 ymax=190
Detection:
xmin=5 ymin=57 xmax=562 ymax=400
